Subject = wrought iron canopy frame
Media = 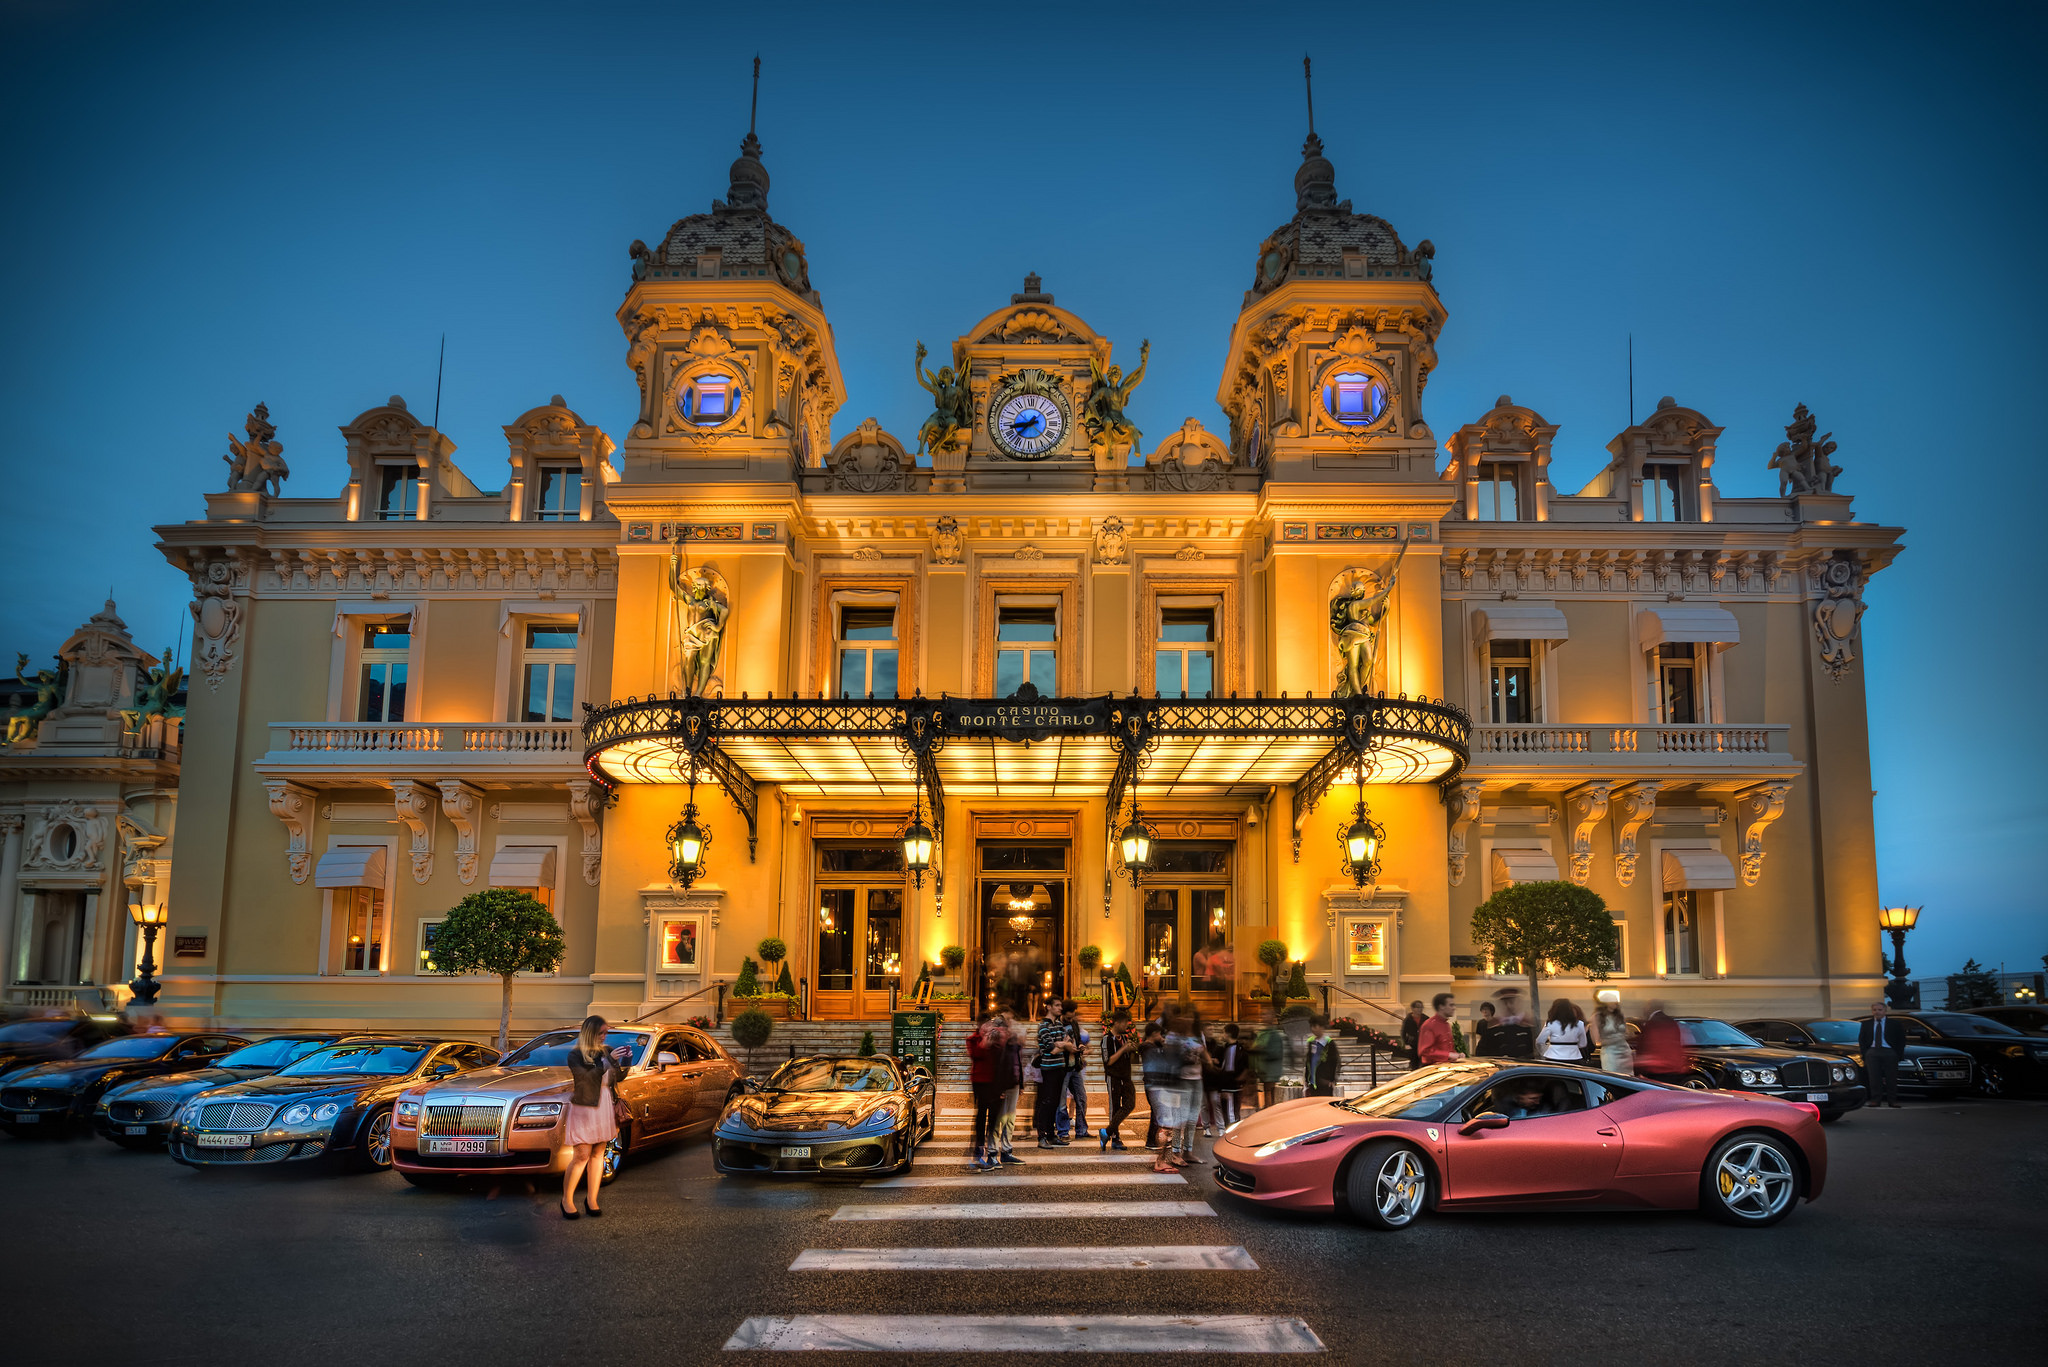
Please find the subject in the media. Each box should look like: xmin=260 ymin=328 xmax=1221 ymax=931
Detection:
xmin=582 ymin=692 xmax=1470 ymax=871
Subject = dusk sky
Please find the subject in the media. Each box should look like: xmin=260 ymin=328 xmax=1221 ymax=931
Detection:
xmin=2 ymin=1 xmax=2041 ymax=976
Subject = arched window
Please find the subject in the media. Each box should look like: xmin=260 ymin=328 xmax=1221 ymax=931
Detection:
xmin=677 ymin=371 xmax=741 ymax=427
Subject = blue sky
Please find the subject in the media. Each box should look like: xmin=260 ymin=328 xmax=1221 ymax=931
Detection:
xmin=2 ymin=1 xmax=2041 ymax=977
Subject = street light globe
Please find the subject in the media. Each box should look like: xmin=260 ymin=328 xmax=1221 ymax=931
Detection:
xmin=901 ymin=819 xmax=934 ymax=875
xmin=1118 ymin=818 xmax=1153 ymax=872
xmin=128 ymin=899 xmax=166 ymax=926
xmin=1877 ymin=905 xmax=1921 ymax=931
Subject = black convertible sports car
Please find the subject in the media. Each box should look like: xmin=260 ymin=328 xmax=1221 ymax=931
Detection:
xmin=1632 ymin=1018 xmax=1867 ymax=1122
xmin=1737 ymin=1018 xmax=1973 ymax=1097
xmin=167 ymin=1037 xmax=500 ymax=1171
xmin=0 ymin=1014 xmax=131 ymax=1080
xmin=94 ymin=1033 xmax=358 ymax=1147
xmin=712 ymin=1055 xmax=936 ymax=1176
xmin=1 ymin=1030 xmax=248 ymax=1134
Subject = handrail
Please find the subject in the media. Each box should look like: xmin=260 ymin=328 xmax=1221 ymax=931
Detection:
xmin=1322 ymin=981 xmax=1406 ymax=1022
xmin=629 ymin=980 xmax=721 ymax=1025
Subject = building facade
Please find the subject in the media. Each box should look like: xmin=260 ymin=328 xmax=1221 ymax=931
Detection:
xmin=138 ymin=120 xmax=1904 ymax=1037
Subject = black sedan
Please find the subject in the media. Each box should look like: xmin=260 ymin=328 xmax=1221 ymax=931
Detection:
xmin=1633 ymin=1018 xmax=1866 ymax=1121
xmin=168 ymin=1037 xmax=500 ymax=1171
xmin=0 ymin=1014 xmax=131 ymax=1080
xmin=1966 ymin=1006 xmax=2048 ymax=1037
xmin=94 ymin=1033 xmax=358 ymax=1148
xmin=1 ymin=1031 xmax=248 ymax=1134
xmin=713 ymin=1055 xmax=936 ymax=1177
xmin=1738 ymin=1018 xmax=1974 ymax=1097
xmin=1865 ymin=1012 xmax=2048 ymax=1097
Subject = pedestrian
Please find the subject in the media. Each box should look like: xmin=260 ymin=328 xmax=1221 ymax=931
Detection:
xmin=1861 ymin=1000 xmax=1905 ymax=1107
xmin=1400 ymin=1000 xmax=1426 ymax=1069
xmin=1250 ymin=1008 xmax=1288 ymax=1111
xmin=1139 ymin=1021 xmax=1172 ymax=1150
xmin=1203 ymin=1023 xmax=1246 ymax=1134
xmin=1098 ymin=1010 xmax=1137 ymax=1150
xmin=561 ymin=1014 xmax=626 ymax=1219
xmin=1634 ymin=1003 xmax=1684 ymax=1079
xmin=1058 ymin=999 xmax=1090 ymax=1141
xmin=1594 ymin=992 xmax=1633 ymax=1074
xmin=1032 ymin=996 xmax=1076 ymax=1147
xmin=1304 ymin=1015 xmax=1342 ymax=1096
xmin=1417 ymin=993 xmax=1464 ymax=1066
xmin=992 ymin=1010 xmax=1026 ymax=1164
xmin=1536 ymin=998 xmax=1589 ymax=1062
xmin=1474 ymin=1000 xmax=1503 ymax=1056
xmin=966 ymin=1011 xmax=1006 ymax=1171
xmin=1155 ymin=1011 xmax=1204 ymax=1171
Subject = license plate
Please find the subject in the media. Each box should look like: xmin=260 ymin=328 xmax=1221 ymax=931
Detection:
xmin=779 ymin=1145 xmax=812 ymax=1158
xmin=1807 ymin=1092 xmax=1830 ymax=1102
xmin=125 ymin=1125 xmax=149 ymax=1136
xmin=196 ymin=1132 xmax=251 ymax=1148
xmin=11 ymin=1113 xmax=39 ymax=1124
xmin=424 ymin=1138 xmax=489 ymax=1155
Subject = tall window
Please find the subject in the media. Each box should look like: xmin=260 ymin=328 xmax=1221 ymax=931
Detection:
xmin=1487 ymin=638 xmax=1534 ymax=723
xmin=1663 ymin=891 xmax=1700 ymax=975
xmin=521 ymin=624 xmax=578 ymax=722
xmin=835 ymin=604 xmax=899 ymax=698
xmin=358 ymin=625 xmax=410 ymax=722
xmin=535 ymin=463 xmax=582 ymax=521
xmin=1643 ymin=463 xmax=1688 ymax=522
xmin=995 ymin=604 xmax=1057 ymax=696
xmin=1475 ymin=461 xmax=1523 ymax=521
xmin=1155 ymin=606 xmax=1216 ymax=698
xmin=376 ymin=464 xmax=421 ymax=521
xmin=1657 ymin=642 xmax=1705 ymax=724
xmin=340 ymin=887 xmax=385 ymax=974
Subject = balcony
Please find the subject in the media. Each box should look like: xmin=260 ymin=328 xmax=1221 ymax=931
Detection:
xmin=1465 ymin=723 xmax=1798 ymax=792
xmin=255 ymin=722 xmax=584 ymax=784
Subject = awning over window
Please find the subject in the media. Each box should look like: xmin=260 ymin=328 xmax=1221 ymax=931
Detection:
xmin=314 ymin=844 xmax=387 ymax=889
xmin=1490 ymin=847 xmax=1560 ymax=889
xmin=1662 ymin=847 xmax=1738 ymax=891
xmin=1637 ymin=604 xmax=1740 ymax=650
xmin=489 ymin=845 xmax=557 ymax=888
xmin=1472 ymin=602 xmax=1570 ymax=643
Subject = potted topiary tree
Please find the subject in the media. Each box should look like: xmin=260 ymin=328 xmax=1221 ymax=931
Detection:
xmin=730 ymin=1006 xmax=774 ymax=1076
xmin=1256 ymin=939 xmax=1290 ymax=1000
xmin=856 ymin=1029 xmax=877 ymax=1057
xmin=427 ymin=887 xmax=567 ymax=1051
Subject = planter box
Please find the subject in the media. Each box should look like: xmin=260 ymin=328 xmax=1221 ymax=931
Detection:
xmin=728 ymin=997 xmax=790 ymax=1020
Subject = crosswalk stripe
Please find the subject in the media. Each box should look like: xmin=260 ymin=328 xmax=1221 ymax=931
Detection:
xmin=829 ymin=1200 xmax=1214 ymax=1221
xmin=789 ymin=1245 xmax=1259 ymax=1271
xmin=861 ymin=1172 xmax=1186 ymax=1189
xmin=723 ymin=1313 xmax=1326 ymax=1352
xmin=925 ymin=1153 xmax=1155 ymax=1164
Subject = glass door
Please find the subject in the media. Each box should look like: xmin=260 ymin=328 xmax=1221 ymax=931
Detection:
xmin=975 ymin=843 xmax=1069 ymax=1020
xmin=1143 ymin=842 xmax=1235 ymax=1010
xmin=813 ymin=844 xmax=907 ymax=1019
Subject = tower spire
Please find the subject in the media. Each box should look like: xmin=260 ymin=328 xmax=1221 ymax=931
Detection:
xmin=1304 ymin=54 xmax=1315 ymax=139
xmin=725 ymin=56 xmax=770 ymax=211
xmin=1294 ymin=54 xmax=1337 ymax=210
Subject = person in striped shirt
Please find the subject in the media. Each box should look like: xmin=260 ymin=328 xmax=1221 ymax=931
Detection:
xmin=1031 ymin=998 xmax=1078 ymax=1147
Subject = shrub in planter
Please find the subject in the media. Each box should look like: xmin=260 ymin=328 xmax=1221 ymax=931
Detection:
xmin=731 ymin=1007 xmax=774 ymax=1052
xmin=1256 ymin=939 xmax=1290 ymax=997
xmin=1284 ymin=961 xmax=1310 ymax=1000
xmin=774 ymin=961 xmax=796 ymax=995
xmin=757 ymin=937 xmax=788 ymax=966
xmin=1280 ymin=1002 xmax=1314 ymax=1022
xmin=1077 ymin=944 xmax=1103 ymax=972
xmin=734 ymin=956 xmax=761 ymax=996
xmin=940 ymin=944 xmax=966 ymax=972
xmin=856 ymin=1030 xmax=877 ymax=1057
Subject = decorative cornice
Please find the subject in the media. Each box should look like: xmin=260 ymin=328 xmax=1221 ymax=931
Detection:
xmin=1565 ymin=781 xmax=1613 ymax=886
xmin=1612 ymin=781 xmax=1662 ymax=887
xmin=1737 ymin=781 xmax=1791 ymax=887
xmin=391 ymin=779 xmax=437 ymax=884
xmin=437 ymin=780 xmax=485 ymax=885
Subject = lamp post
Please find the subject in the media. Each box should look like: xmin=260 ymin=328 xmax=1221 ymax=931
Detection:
xmin=1878 ymin=905 xmax=1921 ymax=1008
xmin=127 ymin=896 xmax=167 ymax=1005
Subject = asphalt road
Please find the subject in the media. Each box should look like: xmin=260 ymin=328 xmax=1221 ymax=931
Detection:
xmin=3 ymin=1098 xmax=2040 ymax=1365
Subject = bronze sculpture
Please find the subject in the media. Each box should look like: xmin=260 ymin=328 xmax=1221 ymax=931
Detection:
xmin=1083 ymin=341 xmax=1150 ymax=450
xmin=1329 ymin=536 xmax=1410 ymax=697
xmin=912 ymin=340 xmax=974 ymax=454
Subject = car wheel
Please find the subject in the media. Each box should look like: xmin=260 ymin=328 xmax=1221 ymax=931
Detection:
xmin=1684 ymin=1072 xmax=1717 ymax=1091
xmin=600 ymin=1126 xmax=629 ymax=1185
xmin=1974 ymin=1068 xmax=2005 ymax=1098
xmin=1701 ymin=1132 xmax=1800 ymax=1227
xmin=1343 ymin=1140 xmax=1429 ymax=1231
xmin=356 ymin=1108 xmax=395 ymax=1172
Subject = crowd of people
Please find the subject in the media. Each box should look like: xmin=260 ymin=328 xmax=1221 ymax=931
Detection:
xmin=1394 ymin=988 xmax=1681 ymax=1077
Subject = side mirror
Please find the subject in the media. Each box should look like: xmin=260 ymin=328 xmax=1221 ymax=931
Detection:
xmin=427 ymin=1062 xmax=459 ymax=1078
xmin=1458 ymin=1111 xmax=1510 ymax=1136
xmin=656 ymin=1051 xmax=681 ymax=1069
xmin=741 ymin=1076 xmax=764 ymax=1093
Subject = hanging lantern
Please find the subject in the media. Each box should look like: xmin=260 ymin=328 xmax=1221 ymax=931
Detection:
xmin=1116 ymin=810 xmax=1156 ymax=882
xmin=667 ymin=801 xmax=711 ymax=889
xmin=901 ymin=817 xmax=935 ymax=884
xmin=1339 ymin=800 xmax=1386 ymax=889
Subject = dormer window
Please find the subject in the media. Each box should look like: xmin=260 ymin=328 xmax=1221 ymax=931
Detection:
xmin=535 ymin=463 xmax=582 ymax=521
xmin=1475 ymin=461 xmax=1524 ymax=521
xmin=1324 ymin=372 xmax=1387 ymax=426
xmin=1342 ymin=252 xmax=1368 ymax=279
xmin=376 ymin=464 xmax=420 ymax=521
xmin=1643 ymin=463 xmax=1691 ymax=521
xmin=678 ymin=372 xmax=741 ymax=427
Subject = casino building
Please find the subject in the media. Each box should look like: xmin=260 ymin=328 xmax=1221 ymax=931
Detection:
xmin=123 ymin=110 xmax=1904 ymax=1037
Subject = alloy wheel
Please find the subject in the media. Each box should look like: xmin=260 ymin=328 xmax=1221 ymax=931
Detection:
xmin=363 ymin=1110 xmax=393 ymax=1169
xmin=1713 ymin=1140 xmax=1794 ymax=1220
xmin=1375 ymin=1148 xmax=1426 ymax=1226
xmin=1684 ymin=1074 xmax=1716 ymax=1091
xmin=601 ymin=1129 xmax=627 ymax=1182
xmin=1975 ymin=1068 xmax=2004 ymax=1098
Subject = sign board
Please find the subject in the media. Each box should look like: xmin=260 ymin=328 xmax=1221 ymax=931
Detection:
xmin=173 ymin=934 xmax=208 ymax=959
xmin=939 ymin=694 xmax=1109 ymax=743
xmin=1344 ymin=918 xmax=1387 ymax=974
xmin=890 ymin=1010 xmax=941 ymax=1073
xmin=1448 ymin=954 xmax=1485 ymax=971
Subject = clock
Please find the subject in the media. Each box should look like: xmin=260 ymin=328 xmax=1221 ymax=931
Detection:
xmin=990 ymin=382 xmax=1069 ymax=460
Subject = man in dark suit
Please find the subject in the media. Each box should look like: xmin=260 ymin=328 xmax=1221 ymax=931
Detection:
xmin=1860 ymin=1001 xmax=1904 ymax=1107
xmin=1304 ymin=1017 xmax=1342 ymax=1097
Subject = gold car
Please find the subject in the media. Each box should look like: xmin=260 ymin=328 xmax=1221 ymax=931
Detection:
xmin=390 ymin=1024 xmax=741 ymax=1188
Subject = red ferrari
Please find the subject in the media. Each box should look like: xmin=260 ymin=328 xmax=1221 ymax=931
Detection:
xmin=1211 ymin=1060 xmax=1826 ymax=1230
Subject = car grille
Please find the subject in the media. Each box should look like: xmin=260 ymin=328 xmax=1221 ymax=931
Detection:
xmin=1214 ymin=1163 xmax=1255 ymax=1194
xmin=110 ymin=1094 xmax=179 ymax=1123
xmin=178 ymin=1141 xmax=294 ymax=1163
xmin=3 ymin=1088 xmax=57 ymax=1111
xmin=423 ymin=1104 xmax=505 ymax=1138
xmin=199 ymin=1101 xmax=277 ymax=1131
xmin=1916 ymin=1057 xmax=1970 ymax=1073
xmin=1777 ymin=1059 xmax=1828 ymax=1088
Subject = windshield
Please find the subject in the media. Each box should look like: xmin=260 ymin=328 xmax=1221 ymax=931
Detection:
xmin=1336 ymin=1064 xmax=1490 ymax=1120
xmin=80 ymin=1035 xmax=178 ymax=1060
xmin=278 ymin=1043 xmax=430 ymax=1076
xmin=0 ymin=1021 xmax=73 ymax=1044
xmin=766 ymin=1059 xmax=899 ymax=1093
xmin=1802 ymin=1021 xmax=1861 ymax=1044
xmin=1677 ymin=1021 xmax=1761 ymax=1048
xmin=218 ymin=1037 xmax=332 ymax=1069
xmin=500 ymin=1031 xmax=647 ymax=1067
xmin=1916 ymin=1014 xmax=2023 ymax=1037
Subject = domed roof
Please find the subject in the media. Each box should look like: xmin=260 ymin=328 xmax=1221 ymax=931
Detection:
xmin=1245 ymin=130 xmax=1434 ymax=302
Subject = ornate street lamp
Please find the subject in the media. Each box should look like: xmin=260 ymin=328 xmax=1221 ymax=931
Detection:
xmin=900 ymin=782 xmax=935 ymax=888
xmin=1338 ymin=767 xmax=1386 ymax=890
xmin=667 ymin=772 xmax=712 ymax=891
xmin=127 ymin=895 xmax=167 ymax=1006
xmin=1878 ymin=905 xmax=1921 ymax=1007
xmin=1115 ymin=807 xmax=1157 ymax=884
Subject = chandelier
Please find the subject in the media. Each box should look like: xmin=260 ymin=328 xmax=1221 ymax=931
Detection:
xmin=994 ymin=883 xmax=1050 ymax=929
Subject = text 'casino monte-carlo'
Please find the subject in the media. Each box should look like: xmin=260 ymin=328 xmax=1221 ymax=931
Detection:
xmin=4 ymin=80 xmax=1903 ymax=1034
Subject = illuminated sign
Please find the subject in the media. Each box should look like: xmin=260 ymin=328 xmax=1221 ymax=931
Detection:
xmin=939 ymin=697 xmax=1109 ymax=742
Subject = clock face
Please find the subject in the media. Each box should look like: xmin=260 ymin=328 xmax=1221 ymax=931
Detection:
xmin=993 ymin=393 xmax=1065 ymax=458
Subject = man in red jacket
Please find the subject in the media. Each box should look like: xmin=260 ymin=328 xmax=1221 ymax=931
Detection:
xmin=1417 ymin=993 xmax=1465 ymax=1066
xmin=966 ymin=1013 xmax=1007 ymax=1172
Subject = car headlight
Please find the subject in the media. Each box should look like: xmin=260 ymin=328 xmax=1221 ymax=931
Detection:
xmin=178 ymin=1100 xmax=204 ymax=1126
xmin=1833 ymin=1066 xmax=1850 ymax=1082
xmin=1252 ymin=1125 xmax=1343 ymax=1159
xmin=845 ymin=1108 xmax=905 ymax=1136
xmin=280 ymin=1103 xmax=313 ymax=1125
xmin=397 ymin=1100 xmax=421 ymax=1119
xmin=515 ymin=1101 xmax=563 ymax=1130
xmin=313 ymin=1102 xmax=341 ymax=1123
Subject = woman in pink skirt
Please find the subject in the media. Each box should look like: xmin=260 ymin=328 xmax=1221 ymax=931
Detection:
xmin=562 ymin=1014 xmax=626 ymax=1218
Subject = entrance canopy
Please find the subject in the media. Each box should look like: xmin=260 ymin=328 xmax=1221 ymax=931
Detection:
xmin=582 ymin=689 xmax=1469 ymax=866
